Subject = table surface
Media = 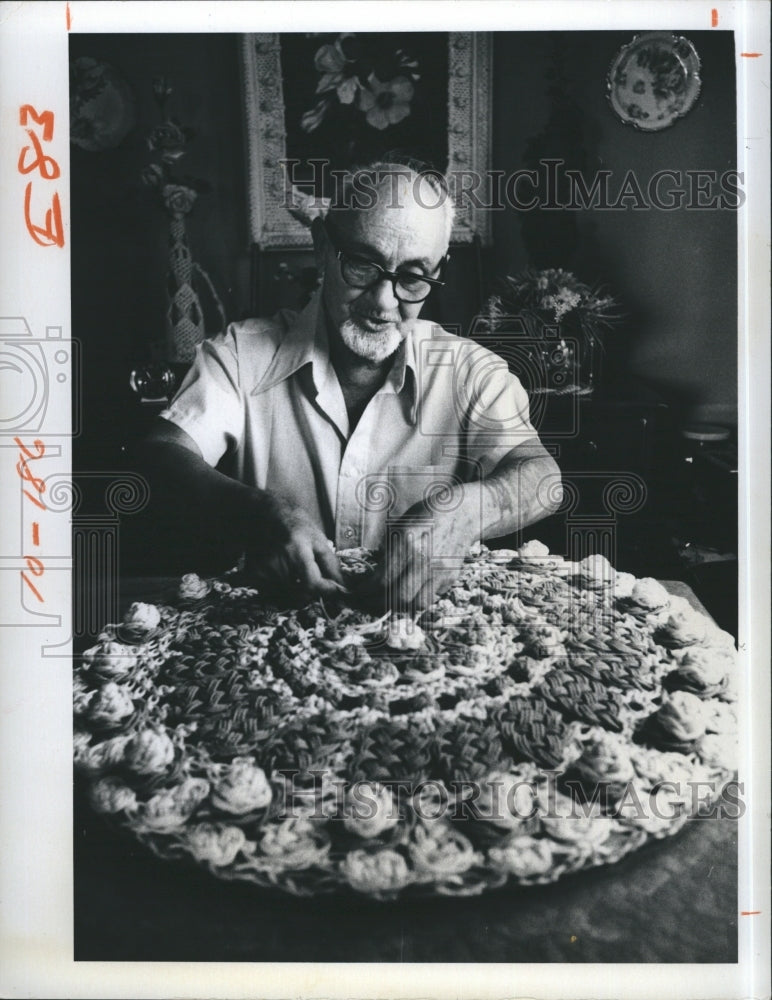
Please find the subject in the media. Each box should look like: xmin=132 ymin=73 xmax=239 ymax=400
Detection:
xmin=74 ymin=576 xmax=737 ymax=963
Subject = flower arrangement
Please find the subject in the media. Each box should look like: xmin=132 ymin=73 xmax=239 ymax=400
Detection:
xmin=301 ymin=33 xmax=420 ymax=133
xmin=140 ymin=76 xmax=210 ymax=217
xmin=483 ymin=269 xmax=620 ymax=351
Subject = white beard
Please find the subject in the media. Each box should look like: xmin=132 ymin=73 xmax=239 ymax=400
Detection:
xmin=339 ymin=317 xmax=409 ymax=363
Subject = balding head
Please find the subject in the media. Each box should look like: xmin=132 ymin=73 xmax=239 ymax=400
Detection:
xmin=326 ymin=160 xmax=455 ymax=250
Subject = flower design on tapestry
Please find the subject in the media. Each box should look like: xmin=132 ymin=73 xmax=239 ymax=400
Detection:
xmin=301 ymin=34 xmax=420 ymax=133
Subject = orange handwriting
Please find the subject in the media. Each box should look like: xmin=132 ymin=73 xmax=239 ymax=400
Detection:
xmin=15 ymin=438 xmax=47 ymax=602
xmin=19 ymin=106 xmax=64 ymax=248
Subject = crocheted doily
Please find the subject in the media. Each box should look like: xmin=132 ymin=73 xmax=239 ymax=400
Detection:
xmin=73 ymin=544 xmax=739 ymax=899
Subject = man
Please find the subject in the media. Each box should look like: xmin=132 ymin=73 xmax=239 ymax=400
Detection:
xmin=141 ymin=160 xmax=561 ymax=609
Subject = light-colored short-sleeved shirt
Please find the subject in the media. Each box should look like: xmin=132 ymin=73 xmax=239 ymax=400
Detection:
xmin=160 ymin=291 xmax=538 ymax=550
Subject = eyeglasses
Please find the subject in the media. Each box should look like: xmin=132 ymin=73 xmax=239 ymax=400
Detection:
xmin=332 ymin=245 xmax=448 ymax=304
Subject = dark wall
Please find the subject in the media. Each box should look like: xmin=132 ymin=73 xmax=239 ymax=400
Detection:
xmin=70 ymin=29 xmax=738 ymax=477
xmin=492 ymin=31 xmax=737 ymax=425
xmin=70 ymin=33 xmax=249 ymax=468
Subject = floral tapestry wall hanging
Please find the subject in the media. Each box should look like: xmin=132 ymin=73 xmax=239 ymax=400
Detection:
xmin=240 ymin=32 xmax=491 ymax=248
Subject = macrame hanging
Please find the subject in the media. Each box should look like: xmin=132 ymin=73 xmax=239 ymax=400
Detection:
xmin=165 ymin=208 xmax=226 ymax=364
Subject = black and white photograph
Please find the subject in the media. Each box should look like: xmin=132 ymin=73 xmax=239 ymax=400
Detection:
xmin=1 ymin=2 xmax=769 ymax=998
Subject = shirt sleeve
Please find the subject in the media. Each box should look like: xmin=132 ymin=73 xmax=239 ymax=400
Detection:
xmin=461 ymin=345 xmax=539 ymax=477
xmin=158 ymin=328 xmax=244 ymax=467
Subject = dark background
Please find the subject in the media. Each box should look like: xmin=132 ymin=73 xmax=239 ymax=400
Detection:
xmin=68 ymin=31 xmax=738 ymax=626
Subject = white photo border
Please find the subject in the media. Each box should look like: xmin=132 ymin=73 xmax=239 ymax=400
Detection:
xmin=0 ymin=2 xmax=768 ymax=999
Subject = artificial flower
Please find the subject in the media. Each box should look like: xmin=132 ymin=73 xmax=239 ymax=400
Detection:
xmin=676 ymin=648 xmax=732 ymax=691
xmin=488 ymin=835 xmax=554 ymax=878
xmin=573 ymin=731 xmax=635 ymax=783
xmin=482 ymin=268 xmax=620 ymax=352
xmin=88 ymin=775 xmax=138 ymax=814
xmin=210 ymin=758 xmax=273 ymax=814
xmin=185 ymin=823 xmax=247 ymax=866
xmin=630 ymin=578 xmax=669 ymax=610
xmin=358 ymin=74 xmax=414 ymax=130
xmin=260 ymin=817 xmax=328 ymax=868
xmin=652 ymin=690 xmax=708 ymax=743
xmin=139 ymin=777 xmax=210 ymax=832
xmin=342 ymin=848 xmax=412 ymax=893
xmin=409 ymin=822 xmax=478 ymax=878
xmin=578 ymin=553 xmax=614 ymax=585
xmin=313 ymin=37 xmax=359 ymax=104
xmin=82 ymin=640 xmax=137 ymax=677
xmin=658 ymin=607 xmax=708 ymax=647
xmin=126 ymin=726 xmax=175 ymax=774
xmin=122 ymin=601 xmax=161 ymax=637
xmin=146 ymin=120 xmax=187 ymax=161
xmin=343 ymin=782 xmax=399 ymax=839
xmin=88 ymin=681 xmax=134 ymax=725
xmin=178 ymin=573 xmax=211 ymax=601
xmin=385 ymin=617 xmax=425 ymax=651
xmin=162 ymin=184 xmax=197 ymax=217
xmin=518 ymin=539 xmax=550 ymax=560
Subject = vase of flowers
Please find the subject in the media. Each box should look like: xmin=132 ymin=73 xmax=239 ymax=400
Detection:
xmin=141 ymin=77 xmax=225 ymax=364
xmin=481 ymin=269 xmax=621 ymax=393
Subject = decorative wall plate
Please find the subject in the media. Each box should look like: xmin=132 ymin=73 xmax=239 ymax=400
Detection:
xmin=70 ymin=57 xmax=137 ymax=151
xmin=607 ymin=32 xmax=701 ymax=132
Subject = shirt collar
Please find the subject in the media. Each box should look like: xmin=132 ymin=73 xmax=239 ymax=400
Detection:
xmin=250 ymin=291 xmax=323 ymax=395
xmin=250 ymin=288 xmax=420 ymax=423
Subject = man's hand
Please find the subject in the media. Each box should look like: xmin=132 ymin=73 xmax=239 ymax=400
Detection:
xmin=357 ymin=443 xmax=562 ymax=613
xmin=140 ymin=420 xmax=344 ymax=599
xmin=361 ymin=499 xmax=477 ymax=613
xmin=247 ymin=493 xmax=345 ymax=599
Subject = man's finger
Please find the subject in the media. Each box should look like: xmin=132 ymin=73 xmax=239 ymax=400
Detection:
xmin=313 ymin=540 xmax=345 ymax=586
xmin=293 ymin=543 xmax=347 ymax=597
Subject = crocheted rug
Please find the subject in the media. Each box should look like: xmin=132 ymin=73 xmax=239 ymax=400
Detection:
xmin=73 ymin=543 xmax=739 ymax=899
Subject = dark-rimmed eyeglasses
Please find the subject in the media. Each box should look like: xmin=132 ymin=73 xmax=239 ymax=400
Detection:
xmin=331 ymin=245 xmax=448 ymax=304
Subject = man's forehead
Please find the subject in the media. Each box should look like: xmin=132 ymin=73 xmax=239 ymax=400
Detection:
xmin=339 ymin=181 xmax=449 ymax=263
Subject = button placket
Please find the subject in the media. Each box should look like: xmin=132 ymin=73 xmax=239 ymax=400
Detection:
xmin=334 ymin=404 xmax=374 ymax=548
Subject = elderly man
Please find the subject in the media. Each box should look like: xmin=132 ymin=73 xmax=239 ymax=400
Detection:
xmin=142 ymin=160 xmax=561 ymax=609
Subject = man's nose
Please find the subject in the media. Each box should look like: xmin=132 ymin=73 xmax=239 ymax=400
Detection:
xmin=369 ymin=276 xmax=400 ymax=311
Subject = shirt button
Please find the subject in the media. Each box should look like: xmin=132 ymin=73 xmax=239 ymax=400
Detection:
xmin=344 ymin=527 xmax=355 ymax=539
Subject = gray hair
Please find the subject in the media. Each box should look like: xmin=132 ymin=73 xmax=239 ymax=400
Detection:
xmin=326 ymin=156 xmax=455 ymax=247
